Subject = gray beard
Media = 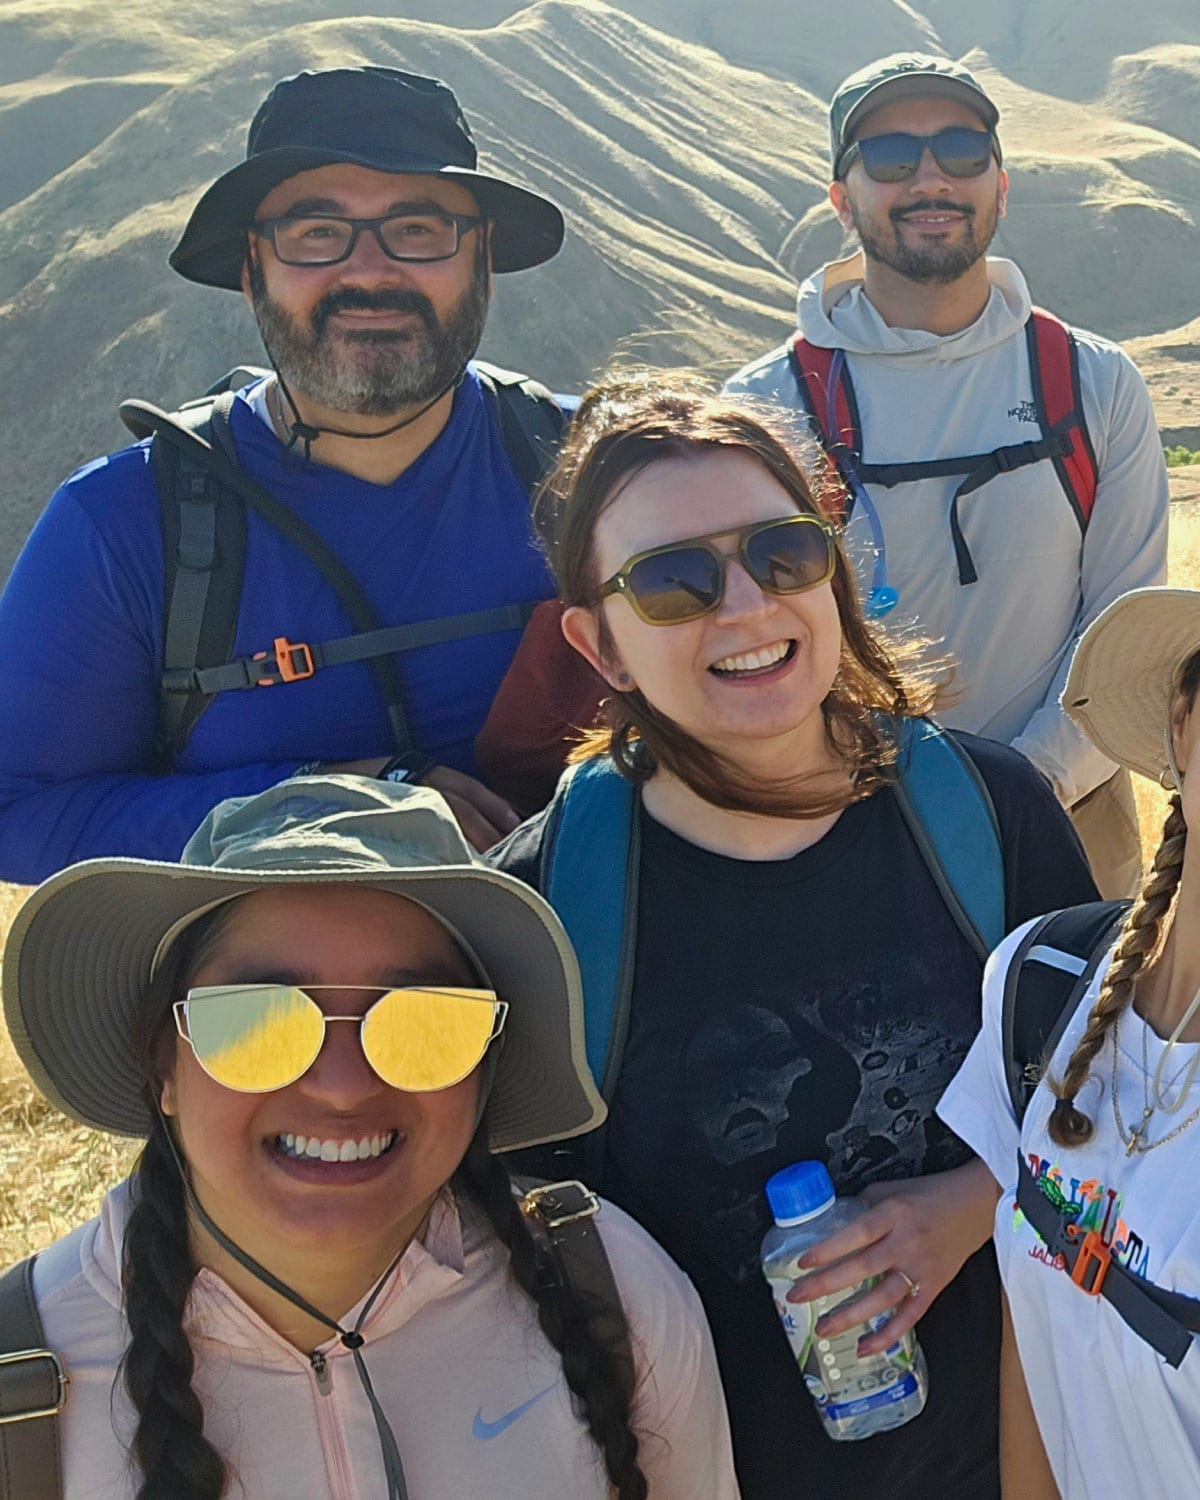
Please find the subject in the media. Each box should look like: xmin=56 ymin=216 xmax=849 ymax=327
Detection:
xmin=852 ymin=197 xmax=997 ymax=285
xmin=249 ymin=257 xmax=488 ymax=417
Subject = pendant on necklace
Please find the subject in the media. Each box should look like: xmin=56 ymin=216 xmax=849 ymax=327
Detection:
xmin=1127 ymin=1105 xmax=1155 ymax=1156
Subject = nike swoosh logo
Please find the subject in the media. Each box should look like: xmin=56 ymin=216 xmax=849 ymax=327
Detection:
xmin=472 ymin=1384 xmax=556 ymax=1440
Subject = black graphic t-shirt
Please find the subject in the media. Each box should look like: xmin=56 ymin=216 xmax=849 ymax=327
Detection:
xmin=490 ymin=732 xmax=1097 ymax=1500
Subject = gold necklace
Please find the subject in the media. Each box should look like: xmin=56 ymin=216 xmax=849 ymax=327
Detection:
xmin=1111 ymin=1011 xmax=1200 ymax=1155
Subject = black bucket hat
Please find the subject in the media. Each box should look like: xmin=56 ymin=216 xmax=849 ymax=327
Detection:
xmin=170 ymin=66 xmax=565 ymax=289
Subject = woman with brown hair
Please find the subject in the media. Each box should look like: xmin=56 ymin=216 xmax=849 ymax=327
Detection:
xmin=941 ymin=587 xmax=1200 ymax=1499
xmin=489 ymin=375 xmax=1097 ymax=1500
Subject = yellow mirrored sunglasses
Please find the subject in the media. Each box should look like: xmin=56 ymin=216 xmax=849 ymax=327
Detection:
xmin=174 ymin=984 xmax=507 ymax=1094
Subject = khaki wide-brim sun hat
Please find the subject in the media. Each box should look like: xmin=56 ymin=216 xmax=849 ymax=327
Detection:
xmin=2 ymin=776 xmax=604 ymax=1153
xmin=1064 ymin=587 xmax=1200 ymax=782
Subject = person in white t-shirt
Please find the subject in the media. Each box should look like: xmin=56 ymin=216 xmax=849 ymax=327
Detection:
xmin=940 ymin=586 xmax=1200 ymax=1499
xmin=0 ymin=775 xmax=739 ymax=1500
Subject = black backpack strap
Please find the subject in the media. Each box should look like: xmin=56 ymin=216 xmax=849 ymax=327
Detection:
xmin=516 ymin=1180 xmax=635 ymax=1402
xmin=165 ymin=601 xmax=538 ymax=697
xmin=1002 ymin=900 xmax=1130 ymax=1122
xmin=120 ymin=396 xmax=417 ymax=758
xmin=473 ymin=361 xmax=567 ymax=495
xmin=1016 ymin=1154 xmax=1200 ymax=1367
xmin=0 ymin=1256 xmax=67 ymax=1500
xmin=150 ymin=392 xmax=249 ymax=761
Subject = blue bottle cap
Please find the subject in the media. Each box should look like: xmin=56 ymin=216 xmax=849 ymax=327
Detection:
xmin=765 ymin=1161 xmax=836 ymax=1225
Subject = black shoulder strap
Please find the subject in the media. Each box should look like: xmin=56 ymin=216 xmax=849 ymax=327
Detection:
xmin=0 ymin=1255 xmax=66 ymax=1500
xmin=473 ymin=361 xmax=567 ymax=496
xmin=150 ymin=392 xmax=248 ymax=762
xmin=1002 ymin=900 xmax=1130 ymax=1122
xmin=1016 ymin=1153 xmax=1200 ymax=1367
xmin=120 ymin=395 xmax=416 ymax=759
xmin=515 ymin=1180 xmax=635 ymax=1402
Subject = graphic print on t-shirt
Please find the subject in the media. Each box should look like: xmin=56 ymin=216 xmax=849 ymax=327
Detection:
xmin=635 ymin=948 xmax=978 ymax=1291
xmin=1015 ymin=1150 xmax=1153 ymax=1281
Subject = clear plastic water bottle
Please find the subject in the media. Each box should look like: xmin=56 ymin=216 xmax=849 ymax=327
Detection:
xmin=761 ymin=1160 xmax=928 ymax=1441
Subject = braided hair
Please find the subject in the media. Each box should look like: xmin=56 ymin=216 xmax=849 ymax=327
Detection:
xmin=119 ymin=905 xmax=237 ymax=1500
xmin=1047 ymin=645 xmax=1200 ymax=1148
xmin=456 ymin=1133 xmax=648 ymax=1499
xmin=121 ymin=1114 xmax=227 ymax=1500
xmin=1047 ymin=793 xmax=1187 ymax=1147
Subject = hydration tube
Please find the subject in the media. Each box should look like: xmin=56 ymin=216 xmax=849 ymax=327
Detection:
xmin=826 ymin=350 xmax=898 ymax=619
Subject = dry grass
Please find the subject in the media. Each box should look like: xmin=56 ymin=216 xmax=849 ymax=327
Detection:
xmin=0 ymin=878 xmax=137 ymax=1263
xmin=2 ymin=500 xmax=1200 ymax=1265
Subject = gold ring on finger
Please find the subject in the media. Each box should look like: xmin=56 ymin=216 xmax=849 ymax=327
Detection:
xmin=895 ymin=1269 xmax=920 ymax=1301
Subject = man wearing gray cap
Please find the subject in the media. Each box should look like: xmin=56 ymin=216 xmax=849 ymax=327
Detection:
xmin=0 ymin=66 xmax=576 ymax=883
xmin=728 ymin=53 xmax=1168 ymax=898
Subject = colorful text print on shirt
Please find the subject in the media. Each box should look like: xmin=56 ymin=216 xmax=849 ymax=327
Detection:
xmin=1013 ymin=1152 xmax=1152 ymax=1281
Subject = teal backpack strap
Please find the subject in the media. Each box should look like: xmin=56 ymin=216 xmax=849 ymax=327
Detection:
xmin=892 ymin=717 xmax=1006 ymax=964
xmin=541 ymin=758 xmax=640 ymax=1098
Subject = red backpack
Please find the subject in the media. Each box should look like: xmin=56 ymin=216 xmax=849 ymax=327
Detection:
xmin=788 ymin=308 xmax=1099 ymax=592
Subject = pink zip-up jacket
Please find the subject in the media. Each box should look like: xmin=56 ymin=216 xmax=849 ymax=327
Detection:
xmin=30 ymin=1181 xmax=742 ymax=1498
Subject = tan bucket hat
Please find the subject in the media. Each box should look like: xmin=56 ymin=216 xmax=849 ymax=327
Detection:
xmin=1063 ymin=588 xmax=1200 ymax=782
xmin=2 ymin=776 xmax=604 ymax=1152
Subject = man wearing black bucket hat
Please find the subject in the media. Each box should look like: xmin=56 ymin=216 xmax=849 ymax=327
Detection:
xmin=728 ymin=52 xmax=1168 ymax=902
xmin=0 ymin=67 xmax=581 ymax=883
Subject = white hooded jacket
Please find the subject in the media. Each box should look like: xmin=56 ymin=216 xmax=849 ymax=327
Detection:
xmin=726 ymin=255 xmax=1168 ymax=807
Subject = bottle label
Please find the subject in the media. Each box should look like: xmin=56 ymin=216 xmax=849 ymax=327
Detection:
xmin=766 ymin=1264 xmax=918 ymax=1412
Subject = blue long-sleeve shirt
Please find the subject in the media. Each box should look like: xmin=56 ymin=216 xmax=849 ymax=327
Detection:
xmin=0 ymin=369 xmax=554 ymax=882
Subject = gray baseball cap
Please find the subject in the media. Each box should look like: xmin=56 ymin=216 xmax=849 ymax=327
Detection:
xmin=3 ymin=776 xmax=605 ymax=1152
xmin=830 ymin=52 xmax=1000 ymax=177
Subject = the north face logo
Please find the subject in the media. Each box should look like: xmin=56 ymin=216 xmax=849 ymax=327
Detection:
xmin=1007 ymin=400 xmax=1038 ymax=423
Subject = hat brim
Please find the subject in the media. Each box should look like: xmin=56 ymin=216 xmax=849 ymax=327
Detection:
xmin=1063 ymin=588 xmax=1200 ymax=782
xmin=4 ymin=857 xmax=603 ymax=1154
xmin=169 ymin=146 xmax=565 ymax=288
xmin=839 ymin=75 xmax=1000 ymax=165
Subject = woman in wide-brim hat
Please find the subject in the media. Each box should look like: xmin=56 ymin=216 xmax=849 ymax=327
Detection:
xmin=0 ymin=775 xmax=738 ymax=1500
xmin=941 ymin=587 xmax=1200 ymax=1498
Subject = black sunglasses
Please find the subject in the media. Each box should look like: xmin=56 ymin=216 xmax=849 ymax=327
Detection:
xmin=598 ymin=515 xmax=836 ymax=625
xmin=837 ymin=127 xmax=998 ymax=183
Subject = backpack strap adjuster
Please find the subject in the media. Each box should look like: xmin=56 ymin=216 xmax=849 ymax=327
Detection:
xmin=0 ymin=1348 xmax=68 ymax=1425
xmin=520 ymin=1180 xmax=601 ymax=1231
xmin=252 ymin=636 xmax=315 ymax=686
xmin=1065 ymin=1227 xmax=1113 ymax=1297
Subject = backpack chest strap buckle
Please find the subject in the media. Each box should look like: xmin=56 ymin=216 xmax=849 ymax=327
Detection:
xmin=253 ymin=636 xmax=316 ymax=686
xmin=1065 ymin=1226 xmax=1113 ymax=1297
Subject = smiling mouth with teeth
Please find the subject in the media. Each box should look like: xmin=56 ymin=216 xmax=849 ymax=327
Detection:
xmin=710 ymin=641 xmax=795 ymax=676
xmin=275 ymin=1130 xmax=398 ymax=1163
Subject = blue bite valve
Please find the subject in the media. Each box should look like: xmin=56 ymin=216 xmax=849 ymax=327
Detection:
xmin=866 ymin=586 xmax=899 ymax=618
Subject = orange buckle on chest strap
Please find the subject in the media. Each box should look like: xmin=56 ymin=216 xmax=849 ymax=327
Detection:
xmin=253 ymin=636 xmax=315 ymax=686
xmin=1066 ymin=1226 xmax=1112 ymax=1297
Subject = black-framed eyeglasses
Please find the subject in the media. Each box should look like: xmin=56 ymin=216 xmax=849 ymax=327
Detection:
xmin=253 ymin=211 xmax=486 ymax=266
xmin=598 ymin=515 xmax=837 ymax=625
xmin=836 ymin=127 xmax=998 ymax=183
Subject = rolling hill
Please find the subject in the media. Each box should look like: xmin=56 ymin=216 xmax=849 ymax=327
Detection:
xmin=0 ymin=0 xmax=1197 ymax=575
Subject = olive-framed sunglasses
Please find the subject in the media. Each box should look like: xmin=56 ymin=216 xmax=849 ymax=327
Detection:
xmin=836 ymin=127 xmax=999 ymax=183
xmin=597 ymin=514 xmax=837 ymax=625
